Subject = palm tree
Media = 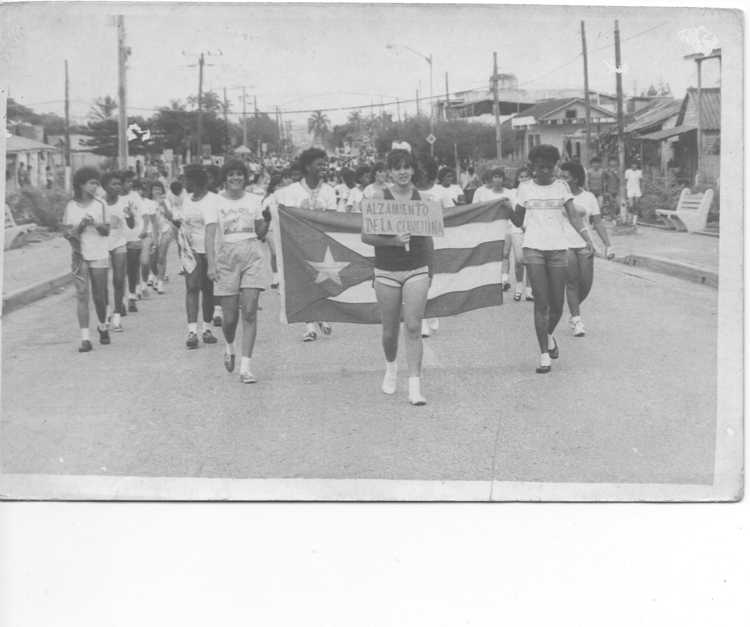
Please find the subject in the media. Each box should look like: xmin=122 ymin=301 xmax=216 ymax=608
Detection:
xmin=347 ymin=110 xmax=362 ymax=130
xmin=307 ymin=110 xmax=330 ymax=146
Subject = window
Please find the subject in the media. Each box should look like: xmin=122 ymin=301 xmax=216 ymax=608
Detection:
xmin=565 ymin=109 xmax=577 ymax=119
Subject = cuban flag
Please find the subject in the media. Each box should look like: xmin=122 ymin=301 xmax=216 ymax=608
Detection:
xmin=274 ymin=201 xmax=511 ymax=324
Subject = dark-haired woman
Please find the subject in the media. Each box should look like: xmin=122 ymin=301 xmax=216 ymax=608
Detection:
xmin=511 ymin=145 xmax=594 ymax=373
xmin=102 ymin=171 xmax=130 ymax=332
xmin=206 ymin=160 xmax=270 ymax=383
xmin=559 ymin=162 xmax=612 ymax=337
xmin=62 ymin=167 xmax=111 ymax=351
xmin=163 ymin=165 xmax=220 ymax=349
xmin=361 ymin=149 xmax=434 ymax=405
xmin=279 ymin=147 xmax=337 ymax=342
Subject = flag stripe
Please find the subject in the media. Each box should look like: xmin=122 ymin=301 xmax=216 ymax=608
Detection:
xmin=287 ymin=284 xmax=502 ymax=324
xmin=328 ymin=261 xmax=502 ymax=304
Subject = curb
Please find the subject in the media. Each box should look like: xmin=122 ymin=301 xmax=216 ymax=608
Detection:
xmin=612 ymin=254 xmax=718 ymax=288
xmin=2 ymin=273 xmax=73 ymax=316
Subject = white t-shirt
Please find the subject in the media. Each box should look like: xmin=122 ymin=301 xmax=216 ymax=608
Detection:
xmin=122 ymin=192 xmax=144 ymax=243
xmin=625 ymin=168 xmax=643 ymax=196
xmin=280 ymin=180 xmax=337 ymax=211
xmin=564 ymin=190 xmax=600 ymax=248
xmin=422 ymin=185 xmax=454 ymax=209
xmin=205 ymin=192 xmax=264 ymax=243
xmin=139 ymin=198 xmax=157 ymax=237
xmin=446 ymin=183 xmax=464 ymax=203
xmin=177 ymin=191 xmax=220 ymax=254
xmin=472 ymin=186 xmax=515 ymax=236
xmin=64 ymin=198 xmax=110 ymax=261
xmin=515 ymin=179 xmax=575 ymax=251
xmin=106 ymin=196 xmax=130 ymax=250
xmin=346 ymin=187 xmax=365 ymax=212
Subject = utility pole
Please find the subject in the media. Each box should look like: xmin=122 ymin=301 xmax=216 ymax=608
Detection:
xmin=196 ymin=52 xmax=204 ymax=163
xmin=242 ymin=86 xmax=248 ymax=148
xmin=416 ymin=87 xmax=420 ymax=117
xmin=696 ymin=60 xmax=703 ymax=185
xmin=444 ymin=72 xmax=450 ymax=121
xmin=614 ymin=20 xmax=626 ymax=223
xmin=581 ymin=21 xmax=592 ymax=166
xmin=116 ymin=15 xmax=129 ymax=170
xmin=492 ymin=52 xmax=502 ymax=162
xmin=64 ymin=60 xmax=71 ymax=189
xmin=396 ymin=98 xmax=401 ymax=123
xmin=223 ymin=87 xmax=230 ymax=156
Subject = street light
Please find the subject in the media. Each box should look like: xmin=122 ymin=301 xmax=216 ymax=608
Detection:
xmin=386 ymin=42 xmax=434 ymax=153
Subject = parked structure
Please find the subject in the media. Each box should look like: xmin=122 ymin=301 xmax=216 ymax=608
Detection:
xmin=5 ymin=135 xmax=60 ymax=193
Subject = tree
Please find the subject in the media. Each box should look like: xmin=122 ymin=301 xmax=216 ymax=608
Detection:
xmin=307 ymin=110 xmax=330 ymax=146
xmin=89 ymin=95 xmax=118 ymax=122
xmin=186 ymin=90 xmax=224 ymax=115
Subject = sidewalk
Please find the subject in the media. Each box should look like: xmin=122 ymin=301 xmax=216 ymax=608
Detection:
xmin=1 ymin=224 xmax=721 ymax=315
xmin=2 ymin=234 xmax=73 ymax=314
xmin=606 ymin=224 xmax=719 ymax=287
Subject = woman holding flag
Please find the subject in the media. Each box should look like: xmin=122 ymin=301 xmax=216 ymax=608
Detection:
xmin=361 ymin=149 xmax=434 ymax=406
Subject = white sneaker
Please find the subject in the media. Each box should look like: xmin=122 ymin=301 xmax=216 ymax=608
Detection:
xmin=573 ymin=320 xmax=586 ymax=337
xmin=569 ymin=317 xmax=577 ymax=329
xmin=421 ymin=320 xmax=431 ymax=338
xmin=155 ymin=280 xmax=165 ymax=294
xmin=429 ymin=318 xmax=439 ymax=332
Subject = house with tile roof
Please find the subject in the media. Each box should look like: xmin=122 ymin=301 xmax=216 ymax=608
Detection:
xmin=5 ymin=134 xmax=60 ymax=193
xmin=509 ymin=97 xmax=617 ymax=162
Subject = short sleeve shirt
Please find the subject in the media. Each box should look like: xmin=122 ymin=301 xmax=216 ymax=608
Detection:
xmin=177 ymin=191 xmax=220 ymax=254
xmin=106 ymin=196 xmax=130 ymax=250
xmin=472 ymin=186 xmax=514 ymax=236
xmin=205 ymin=192 xmax=264 ymax=243
xmin=140 ymin=198 xmax=157 ymax=236
xmin=625 ymin=169 xmax=643 ymax=196
xmin=281 ymin=180 xmax=337 ymax=211
xmin=64 ymin=199 xmax=110 ymax=261
xmin=516 ymin=179 xmax=575 ymax=251
xmin=564 ymin=190 xmax=600 ymax=248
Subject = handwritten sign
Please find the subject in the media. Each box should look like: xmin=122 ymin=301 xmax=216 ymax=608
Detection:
xmin=361 ymin=199 xmax=444 ymax=237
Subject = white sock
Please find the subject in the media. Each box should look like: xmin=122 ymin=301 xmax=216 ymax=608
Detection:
xmin=571 ymin=315 xmax=581 ymax=324
xmin=240 ymin=356 xmax=251 ymax=373
xmin=385 ymin=360 xmax=397 ymax=376
xmin=112 ymin=313 xmax=121 ymax=327
xmin=81 ymin=328 xmax=90 ymax=341
xmin=540 ymin=353 xmax=552 ymax=367
xmin=408 ymin=376 xmax=426 ymax=405
xmin=214 ymin=305 xmax=222 ymax=316
xmin=129 ymin=293 xmax=136 ymax=300
xmin=547 ymin=334 xmax=556 ymax=350
xmin=305 ymin=322 xmax=317 ymax=333
xmin=98 ymin=322 xmax=108 ymax=331
xmin=501 ymin=273 xmax=509 ymax=283
xmin=273 ymin=272 xmax=280 ymax=283
xmin=188 ymin=322 xmax=197 ymax=334
xmin=225 ymin=341 xmax=235 ymax=355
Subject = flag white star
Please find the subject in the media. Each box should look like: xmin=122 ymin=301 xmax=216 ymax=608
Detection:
xmin=306 ymin=246 xmax=350 ymax=287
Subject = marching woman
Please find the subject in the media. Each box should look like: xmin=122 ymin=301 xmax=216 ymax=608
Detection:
xmin=510 ymin=145 xmax=595 ymax=374
xmin=62 ymin=167 xmax=111 ymax=351
xmin=162 ymin=165 xmax=220 ymax=349
xmin=559 ymin=161 xmax=612 ymax=337
xmin=151 ymin=181 xmax=176 ymax=295
xmin=102 ymin=171 xmax=130 ymax=332
xmin=205 ymin=160 xmax=270 ymax=383
xmin=509 ymin=166 xmax=534 ymax=302
xmin=361 ymin=149 xmax=434 ymax=406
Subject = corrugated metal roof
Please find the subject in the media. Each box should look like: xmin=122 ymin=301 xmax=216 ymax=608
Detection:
xmin=624 ymin=100 xmax=682 ymax=133
xmin=515 ymin=97 xmax=614 ymax=122
xmin=6 ymin=134 xmax=58 ymax=152
xmin=680 ymin=88 xmax=721 ymax=131
xmin=638 ymin=124 xmax=696 ymax=141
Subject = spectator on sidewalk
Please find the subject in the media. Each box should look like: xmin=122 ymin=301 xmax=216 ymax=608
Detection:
xmin=603 ymin=157 xmax=620 ymax=220
xmin=625 ymin=161 xmax=643 ymax=226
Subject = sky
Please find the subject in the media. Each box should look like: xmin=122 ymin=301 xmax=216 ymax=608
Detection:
xmin=0 ymin=2 xmax=738 ymax=131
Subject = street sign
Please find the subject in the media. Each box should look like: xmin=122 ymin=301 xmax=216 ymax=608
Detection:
xmin=425 ymin=134 xmax=436 ymax=145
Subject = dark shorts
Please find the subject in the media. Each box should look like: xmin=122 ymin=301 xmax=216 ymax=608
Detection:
xmin=522 ymin=248 xmax=568 ymax=268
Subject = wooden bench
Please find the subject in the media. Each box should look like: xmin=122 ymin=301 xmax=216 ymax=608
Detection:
xmin=655 ymin=188 xmax=714 ymax=233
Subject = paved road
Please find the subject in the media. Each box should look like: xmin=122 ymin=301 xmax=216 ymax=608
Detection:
xmin=1 ymin=257 xmax=717 ymax=485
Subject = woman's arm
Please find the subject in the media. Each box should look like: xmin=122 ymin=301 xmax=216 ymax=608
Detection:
xmin=564 ymin=200 xmax=594 ymax=249
xmin=590 ymin=214 xmax=611 ymax=247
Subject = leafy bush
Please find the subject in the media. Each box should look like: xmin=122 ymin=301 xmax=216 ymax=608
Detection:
xmin=5 ymin=186 xmax=71 ymax=230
